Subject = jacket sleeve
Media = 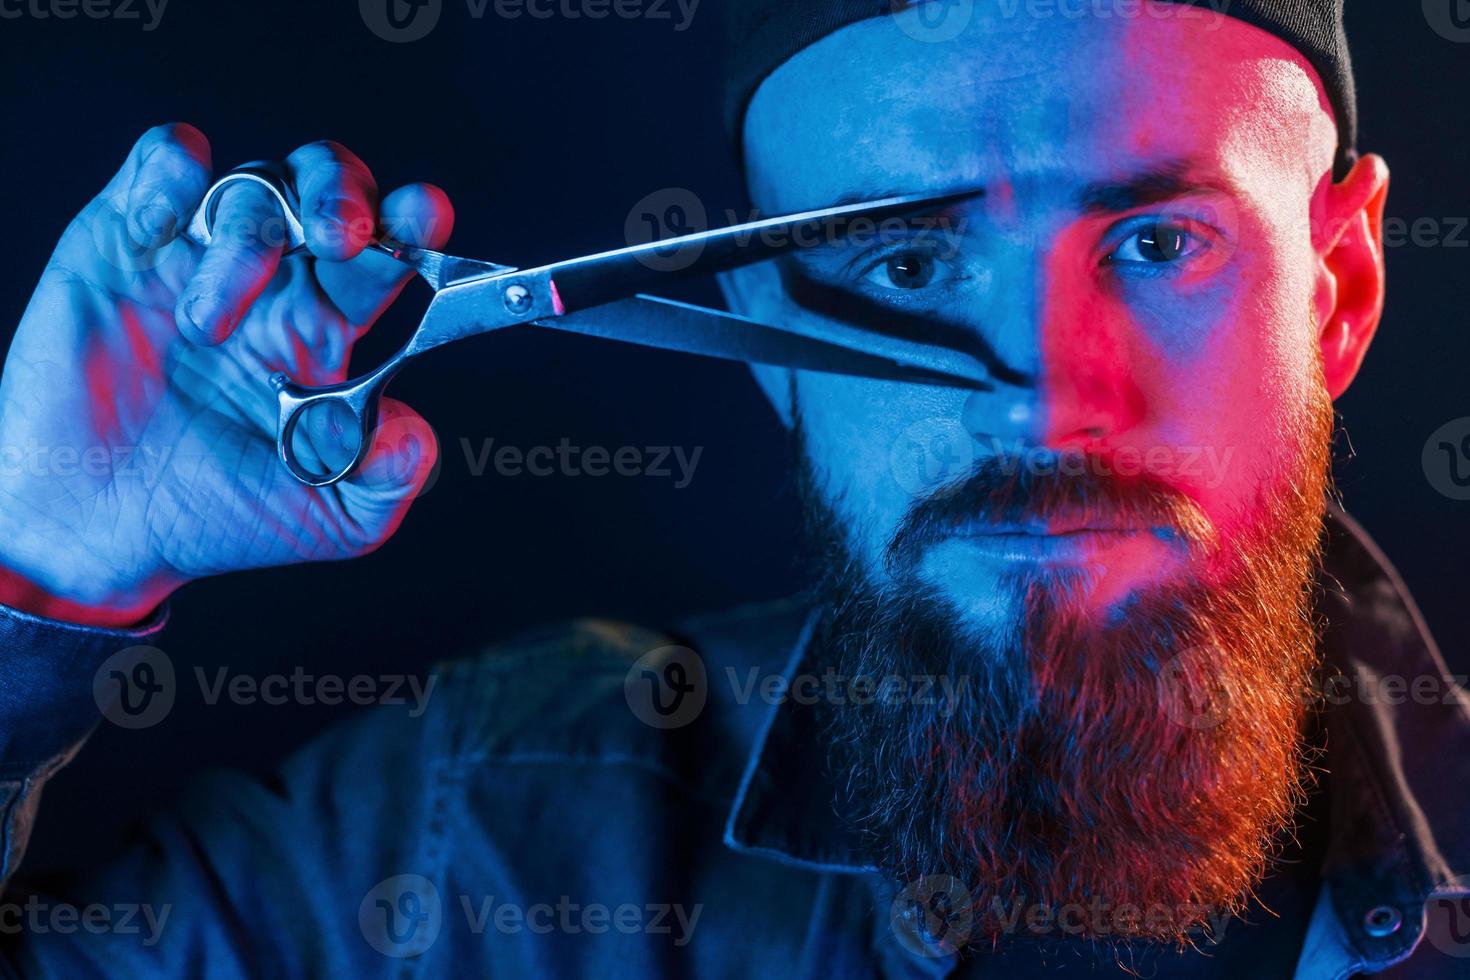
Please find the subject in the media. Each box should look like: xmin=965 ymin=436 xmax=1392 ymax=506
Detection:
xmin=0 ymin=601 xmax=167 ymax=889
xmin=0 ymin=598 xmax=454 ymax=979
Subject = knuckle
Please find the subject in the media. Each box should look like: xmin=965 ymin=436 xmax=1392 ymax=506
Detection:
xmin=137 ymin=122 xmax=209 ymax=161
xmin=305 ymin=138 xmax=346 ymax=157
xmin=128 ymin=125 xmax=212 ymax=219
xmin=290 ymin=139 xmax=348 ymax=169
xmin=292 ymin=140 xmax=374 ymax=191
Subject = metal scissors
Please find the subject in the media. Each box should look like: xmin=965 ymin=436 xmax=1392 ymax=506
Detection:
xmin=185 ymin=165 xmax=987 ymax=486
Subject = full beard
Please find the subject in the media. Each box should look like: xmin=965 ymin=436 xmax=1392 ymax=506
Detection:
xmin=800 ymin=390 xmax=1335 ymax=950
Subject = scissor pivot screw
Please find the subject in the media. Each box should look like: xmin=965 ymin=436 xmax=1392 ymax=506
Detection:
xmin=503 ymin=284 xmax=533 ymax=315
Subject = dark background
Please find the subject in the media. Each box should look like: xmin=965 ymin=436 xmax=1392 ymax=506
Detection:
xmin=1 ymin=1 xmax=1466 ymax=869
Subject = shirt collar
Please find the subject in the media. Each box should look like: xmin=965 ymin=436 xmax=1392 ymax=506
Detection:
xmin=722 ymin=605 xmax=875 ymax=873
xmin=724 ymin=506 xmax=1470 ymax=967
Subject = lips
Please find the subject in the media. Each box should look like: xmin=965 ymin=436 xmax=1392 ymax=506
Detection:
xmin=948 ymin=521 xmax=1157 ymax=563
xmin=959 ymin=519 xmax=1153 ymax=537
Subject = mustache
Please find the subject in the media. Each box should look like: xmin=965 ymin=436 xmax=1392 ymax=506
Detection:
xmin=886 ymin=449 xmax=1217 ymax=571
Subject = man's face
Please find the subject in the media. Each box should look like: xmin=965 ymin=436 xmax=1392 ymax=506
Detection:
xmin=725 ymin=1 xmax=1365 ymax=946
xmin=734 ymin=1 xmax=1341 ymax=618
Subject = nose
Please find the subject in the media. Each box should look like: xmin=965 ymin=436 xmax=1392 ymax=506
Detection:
xmin=961 ymin=240 xmax=1144 ymax=453
xmin=1035 ymin=298 xmax=1145 ymax=453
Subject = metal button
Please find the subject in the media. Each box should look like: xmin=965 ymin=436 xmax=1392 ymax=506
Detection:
xmin=1363 ymin=905 xmax=1403 ymax=937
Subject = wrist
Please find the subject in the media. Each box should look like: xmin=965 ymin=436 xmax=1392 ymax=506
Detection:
xmin=0 ymin=561 xmax=173 ymax=629
xmin=0 ymin=565 xmax=166 ymax=628
xmin=0 ymin=508 xmax=184 ymax=626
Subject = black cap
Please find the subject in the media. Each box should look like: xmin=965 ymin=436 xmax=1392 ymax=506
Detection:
xmin=724 ymin=0 xmax=1358 ymax=180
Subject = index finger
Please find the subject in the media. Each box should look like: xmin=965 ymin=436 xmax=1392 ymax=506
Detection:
xmin=176 ymin=180 xmax=286 ymax=346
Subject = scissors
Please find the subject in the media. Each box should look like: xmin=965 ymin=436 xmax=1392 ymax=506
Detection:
xmin=185 ymin=164 xmax=988 ymax=486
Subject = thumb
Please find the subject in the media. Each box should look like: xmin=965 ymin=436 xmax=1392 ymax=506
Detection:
xmin=339 ymin=397 xmax=440 ymax=516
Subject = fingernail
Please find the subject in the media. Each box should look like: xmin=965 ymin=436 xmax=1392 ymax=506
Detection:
xmin=184 ymin=296 xmax=224 ymax=343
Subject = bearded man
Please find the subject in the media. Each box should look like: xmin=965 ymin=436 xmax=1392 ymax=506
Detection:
xmin=0 ymin=1 xmax=1464 ymax=977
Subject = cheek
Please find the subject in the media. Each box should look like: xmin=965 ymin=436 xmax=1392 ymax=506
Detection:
xmin=1129 ymin=269 xmax=1319 ymax=555
xmin=794 ymin=372 xmax=970 ymax=571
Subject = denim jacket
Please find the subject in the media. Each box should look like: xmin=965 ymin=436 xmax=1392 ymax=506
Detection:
xmin=0 ymin=506 xmax=1465 ymax=979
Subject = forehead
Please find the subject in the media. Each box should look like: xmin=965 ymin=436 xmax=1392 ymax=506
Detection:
xmin=743 ymin=2 xmax=1337 ymax=209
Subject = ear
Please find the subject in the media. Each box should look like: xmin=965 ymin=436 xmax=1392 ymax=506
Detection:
xmin=1313 ymin=154 xmax=1390 ymax=400
xmin=718 ymin=264 xmax=796 ymax=428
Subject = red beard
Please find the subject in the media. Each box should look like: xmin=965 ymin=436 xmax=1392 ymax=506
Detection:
xmin=801 ymin=389 xmax=1334 ymax=949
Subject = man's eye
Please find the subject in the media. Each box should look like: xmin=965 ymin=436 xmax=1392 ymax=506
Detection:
xmin=860 ymin=250 xmax=946 ymax=290
xmin=1110 ymin=222 xmax=1210 ymax=265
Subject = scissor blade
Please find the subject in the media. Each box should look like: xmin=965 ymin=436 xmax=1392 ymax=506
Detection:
xmin=372 ymin=240 xmax=517 ymax=291
xmin=532 ymin=295 xmax=990 ymax=388
xmin=537 ymin=189 xmax=978 ymax=315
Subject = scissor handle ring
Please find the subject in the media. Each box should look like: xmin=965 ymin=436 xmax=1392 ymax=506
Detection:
xmin=185 ymin=163 xmax=308 ymax=254
xmin=272 ymin=373 xmax=382 ymax=487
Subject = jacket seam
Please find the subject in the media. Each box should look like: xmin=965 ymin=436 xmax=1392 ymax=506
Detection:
xmin=1330 ymin=707 xmax=1429 ymax=970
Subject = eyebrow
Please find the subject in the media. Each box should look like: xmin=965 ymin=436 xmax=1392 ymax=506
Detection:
xmin=825 ymin=168 xmax=1231 ymax=220
xmin=1076 ymin=160 xmax=1233 ymax=214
